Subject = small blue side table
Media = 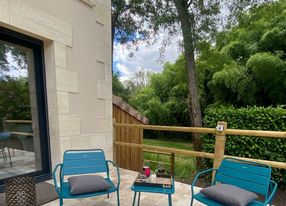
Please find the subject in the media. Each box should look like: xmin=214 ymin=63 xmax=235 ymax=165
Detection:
xmin=131 ymin=177 xmax=175 ymax=206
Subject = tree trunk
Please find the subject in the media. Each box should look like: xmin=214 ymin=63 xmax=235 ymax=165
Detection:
xmin=173 ymin=0 xmax=203 ymax=169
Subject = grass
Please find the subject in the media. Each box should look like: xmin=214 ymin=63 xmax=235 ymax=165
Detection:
xmin=143 ymin=138 xmax=197 ymax=183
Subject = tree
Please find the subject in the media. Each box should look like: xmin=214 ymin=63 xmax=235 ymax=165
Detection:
xmin=123 ymin=68 xmax=152 ymax=95
xmin=197 ymin=0 xmax=286 ymax=107
xmin=112 ymin=0 xmax=271 ymax=168
xmin=0 ymin=42 xmax=30 ymax=122
xmin=112 ymin=0 xmax=151 ymax=47
xmin=112 ymin=72 xmax=130 ymax=102
xmin=130 ymin=56 xmax=189 ymax=127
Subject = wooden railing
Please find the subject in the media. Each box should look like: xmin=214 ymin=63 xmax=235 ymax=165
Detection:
xmin=113 ymin=121 xmax=286 ymax=174
xmin=2 ymin=119 xmax=33 ymax=137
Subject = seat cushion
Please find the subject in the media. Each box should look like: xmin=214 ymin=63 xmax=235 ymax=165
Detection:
xmin=68 ymin=175 xmax=111 ymax=195
xmin=201 ymin=184 xmax=258 ymax=206
xmin=193 ymin=193 xmax=264 ymax=206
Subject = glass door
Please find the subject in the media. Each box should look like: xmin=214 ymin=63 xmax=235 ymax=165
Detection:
xmin=0 ymin=27 xmax=50 ymax=187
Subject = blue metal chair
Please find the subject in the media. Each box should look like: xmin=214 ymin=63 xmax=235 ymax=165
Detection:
xmin=53 ymin=149 xmax=120 ymax=206
xmin=191 ymin=157 xmax=277 ymax=206
xmin=0 ymin=132 xmax=12 ymax=167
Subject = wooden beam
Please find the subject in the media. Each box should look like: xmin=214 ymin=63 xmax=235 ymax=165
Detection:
xmin=114 ymin=141 xmax=215 ymax=159
xmin=114 ymin=123 xmax=216 ymax=134
xmin=226 ymin=129 xmax=286 ymax=139
xmin=5 ymin=120 xmax=32 ymax=124
xmin=114 ymin=123 xmax=286 ymax=139
xmin=10 ymin=132 xmax=33 ymax=136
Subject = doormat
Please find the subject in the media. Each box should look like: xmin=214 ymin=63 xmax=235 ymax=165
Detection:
xmin=0 ymin=182 xmax=58 ymax=206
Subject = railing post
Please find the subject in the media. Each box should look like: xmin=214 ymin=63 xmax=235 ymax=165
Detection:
xmin=170 ymin=153 xmax=175 ymax=177
xmin=212 ymin=121 xmax=227 ymax=179
xmin=139 ymin=128 xmax=144 ymax=170
xmin=113 ymin=118 xmax=117 ymax=164
xmin=2 ymin=117 xmax=7 ymax=131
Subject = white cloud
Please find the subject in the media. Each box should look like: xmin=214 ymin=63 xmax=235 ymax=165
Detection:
xmin=113 ymin=29 xmax=182 ymax=82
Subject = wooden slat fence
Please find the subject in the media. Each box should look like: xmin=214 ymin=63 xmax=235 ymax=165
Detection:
xmin=113 ymin=105 xmax=144 ymax=172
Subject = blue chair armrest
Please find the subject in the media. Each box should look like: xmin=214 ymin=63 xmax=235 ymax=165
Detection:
xmin=107 ymin=160 xmax=120 ymax=189
xmin=265 ymin=180 xmax=277 ymax=205
xmin=191 ymin=168 xmax=217 ymax=196
xmin=52 ymin=163 xmax=63 ymax=196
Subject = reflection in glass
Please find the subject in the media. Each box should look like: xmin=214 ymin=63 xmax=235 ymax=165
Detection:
xmin=0 ymin=40 xmax=42 ymax=180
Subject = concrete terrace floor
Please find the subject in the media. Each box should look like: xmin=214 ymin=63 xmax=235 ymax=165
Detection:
xmin=44 ymin=169 xmax=205 ymax=206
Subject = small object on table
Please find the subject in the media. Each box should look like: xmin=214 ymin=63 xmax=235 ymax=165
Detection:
xmin=156 ymin=166 xmax=172 ymax=178
xmin=143 ymin=166 xmax=151 ymax=177
xmin=131 ymin=173 xmax=174 ymax=206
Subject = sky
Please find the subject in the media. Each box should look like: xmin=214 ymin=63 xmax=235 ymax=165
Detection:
xmin=113 ymin=30 xmax=183 ymax=82
xmin=6 ymin=51 xmax=28 ymax=78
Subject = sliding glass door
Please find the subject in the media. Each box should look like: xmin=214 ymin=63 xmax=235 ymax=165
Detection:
xmin=0 ymin=27 xmax=50 ymax=188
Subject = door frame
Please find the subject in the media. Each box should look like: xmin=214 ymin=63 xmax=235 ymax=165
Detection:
xmin=0 ymin=26 xmax=51 ymax=190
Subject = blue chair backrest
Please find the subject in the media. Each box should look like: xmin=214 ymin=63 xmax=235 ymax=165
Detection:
xmin=215 ymin=158 xmax=271 ymax=198
xmin=62 ymin=149 xmax=108 ymax=176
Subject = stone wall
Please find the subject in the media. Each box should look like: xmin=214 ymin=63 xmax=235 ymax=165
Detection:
xmin=0 ymin=0 xmax=112 ymax=167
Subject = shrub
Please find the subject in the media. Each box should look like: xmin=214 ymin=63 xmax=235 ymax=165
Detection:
xmin=203 ymin=106 xmax=286 ymax=189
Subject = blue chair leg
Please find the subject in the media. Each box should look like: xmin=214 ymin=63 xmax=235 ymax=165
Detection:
xmin=190 ymin=197 xmax=193 ymax=206
xmin=168 ymin=194 xmax=172 ymax=206
xmin=59 ymin=197 xmax=63 ymax=206
xmin=137 ymin=192 xmax=141 ymax=206
xmin=132 ymin=192 xmax=137 ymax=206
xmin=117 ymin=190 xmax=120 ymax=206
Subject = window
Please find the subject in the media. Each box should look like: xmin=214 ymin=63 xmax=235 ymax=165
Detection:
xmin=0 ymin=27 xmax=50 ymax=188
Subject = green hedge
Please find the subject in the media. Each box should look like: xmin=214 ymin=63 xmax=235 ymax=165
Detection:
xmin=203 ymin=106 xmax=286 ymax=189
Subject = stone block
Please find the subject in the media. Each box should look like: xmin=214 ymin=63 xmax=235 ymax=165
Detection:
xmin=104 ymin=28 xmax=112 ymax=47
xmin=46 ymin=91 xmax=58 ymax=114
xmin=95 ymin=4 xmax=109 ymax=26
xmin=93 ymin=61 xmax=105 ymax=80
xmin=49 ymin=137 xmax=61 ymax=167
xmin=48 ymin=114 xmax=59 ymax=137
xmin=58 ymin=114 xmax=80 ymax=136
xmin=44 ymin=42 xmax=56 ymax=69
xmin=90 ymin=134 xmax=106 ymax=149
xmin=95 ymin=99 xmax=107 ymax=116
xmin=57 ymin=91 xmax=70 ymax=114
xmin=54 ymin=42 xmax=67 ymax=68
xmin=105 ymin=63 xmax=112 ymax=82
xmin=94 ymin=117 xmax=112 ymax=133
xmin=106 ymin=99 xmax=112 ymax=117
xmin=79 ymin=0 xmax=96 ymax=8
xmin=10 ymin=1 xmax=72 ymax=46
xmin=0 ymin=0 xmax=9 ymax=24
xmin=95 ymin=0 xmax=111 ymax=10
xmin=56 ymin=68 xmax=79 ymax=93
xmin=59 ymin=136 xmax=72 ymax=153
xmin=105 ymin=134 xmax=113 ymax=148
xmin=96 ymin=44 xmax=111 ymax=64
xmin=97 ymin=80 xmax=112 ymax=100
xmin=71 ymin=135 xmax=91 ymax=149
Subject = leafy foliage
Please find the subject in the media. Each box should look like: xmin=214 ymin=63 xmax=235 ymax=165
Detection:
xmin=112 ymin=0 xmax=151 ymax=44
xmin=203 ymin=106 xmax=286 ymax=188
xmin=112 ymin=72 xmax=130 ymax=102
xmin=197 ymin=0 xmax=286 ymax=107
xmin=0 ymin=41 xmax=30 ymax=125
xmin=130 ymin=55 xmax=189 ymax=126
xmin=0 ymin=77 xmax=31 ymax=121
